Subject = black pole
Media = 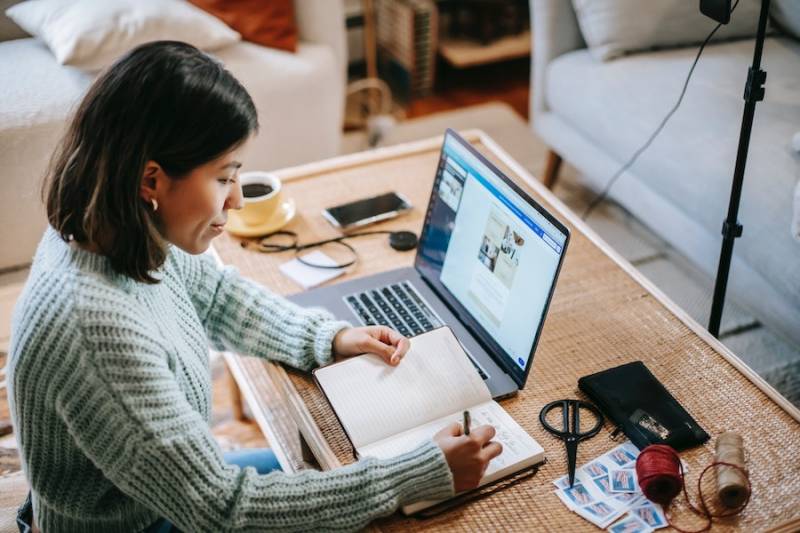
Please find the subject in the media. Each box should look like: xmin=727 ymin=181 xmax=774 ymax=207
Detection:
xmin=708 ymin=0 xmax=770 ymax=338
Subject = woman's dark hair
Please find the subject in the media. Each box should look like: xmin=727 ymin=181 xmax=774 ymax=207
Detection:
xmin=44 ymin=40 xmax=258 ymax=283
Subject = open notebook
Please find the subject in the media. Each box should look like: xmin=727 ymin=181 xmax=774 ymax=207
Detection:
xmin=313 ymin=326 xmax=545 ymax=514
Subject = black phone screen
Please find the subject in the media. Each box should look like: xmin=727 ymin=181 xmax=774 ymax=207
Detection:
xmin=325 ymin=192 xmax=410 ymax=228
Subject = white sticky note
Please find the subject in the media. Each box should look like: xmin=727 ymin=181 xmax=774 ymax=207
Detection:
xmin=279 ymin=250 xmax=345 ymax=289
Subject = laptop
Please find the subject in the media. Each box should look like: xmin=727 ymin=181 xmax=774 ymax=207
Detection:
xmin=290 ymin=129 xmax=570 ymax=399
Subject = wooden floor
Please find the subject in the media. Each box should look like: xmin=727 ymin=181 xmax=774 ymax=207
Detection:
xmin=406 ymin=57 xmax=530 ymax=120
xmin=209 ymin=356 xmax=269 ymax=451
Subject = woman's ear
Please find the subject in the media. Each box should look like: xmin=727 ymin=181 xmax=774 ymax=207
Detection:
xmin=139 ymin=161 xmax=164 ymax=203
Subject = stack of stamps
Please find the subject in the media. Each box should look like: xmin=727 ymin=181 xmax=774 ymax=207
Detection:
xmin=552 ymin=442 xmax=668 ymax=532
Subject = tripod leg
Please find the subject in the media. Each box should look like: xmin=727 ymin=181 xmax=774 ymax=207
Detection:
xmin=708 ymin=0 xmax=770 ymax=337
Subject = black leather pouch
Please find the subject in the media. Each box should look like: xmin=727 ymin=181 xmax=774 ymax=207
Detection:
xmin=578 ymin=361 xmax=709 ymax=450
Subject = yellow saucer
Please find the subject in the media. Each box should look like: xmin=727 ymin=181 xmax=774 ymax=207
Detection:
xmin=225 ymin=198 xmax=296 ymax=237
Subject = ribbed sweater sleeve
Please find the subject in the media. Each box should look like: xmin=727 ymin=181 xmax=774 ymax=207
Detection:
xmin=58 ymin=301 xmax=454 ymax=532
xmin=176 ymin=250 xmax=350 ymax=371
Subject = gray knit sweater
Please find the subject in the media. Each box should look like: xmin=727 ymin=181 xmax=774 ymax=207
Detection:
xmin=7 ymin=229 xmax=453 ymax=532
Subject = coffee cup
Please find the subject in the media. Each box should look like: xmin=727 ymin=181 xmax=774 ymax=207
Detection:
xmin=238 ymin=171 xmax=282 ymax=226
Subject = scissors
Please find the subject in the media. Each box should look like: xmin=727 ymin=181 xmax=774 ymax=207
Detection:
xmin=539 ymin=399 xmax=604 ymax=488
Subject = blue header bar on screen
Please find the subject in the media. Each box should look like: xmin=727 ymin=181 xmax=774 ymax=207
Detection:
xmin=443 ymin=136 xmax=565 ymax=253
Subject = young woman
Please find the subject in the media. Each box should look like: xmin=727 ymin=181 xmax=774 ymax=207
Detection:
xmin=7 ymin=41 xmax=501 ymax=532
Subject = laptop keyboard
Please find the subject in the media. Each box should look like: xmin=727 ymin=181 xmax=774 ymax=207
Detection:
xmin=344 ymin=281 xmax=489 ymax=380
xmin=345 ymin=282 xmax=439 ymax=335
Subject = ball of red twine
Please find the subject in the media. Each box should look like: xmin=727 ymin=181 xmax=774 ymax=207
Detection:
xmin=635 ymin=442 xmax=750 ymax=533
xmin=636 ymin=444 xmax=684 ymax=505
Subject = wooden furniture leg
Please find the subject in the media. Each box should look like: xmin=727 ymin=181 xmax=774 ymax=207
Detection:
xmin=542 ymin=149 xmax=563 ymax=190
xmin=227 ymin=363 xmax=246 ymax=421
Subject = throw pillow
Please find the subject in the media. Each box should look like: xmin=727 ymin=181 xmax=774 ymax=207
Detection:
xmin=772 ymin=0 xmax=800 ymax=40
xmin=188 ymin=0 xmax=297 ymax=52
xmin=5 ymin=0 xmax=241 ymax=71
xmin=571 ymin=0 xmax=762 ymax=61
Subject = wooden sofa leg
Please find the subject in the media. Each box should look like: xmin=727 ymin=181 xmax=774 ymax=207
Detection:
xmin=542 ymin=150 xmax=563 ymax=190
xmin=227 ymin=364 xmax=246 ymax=421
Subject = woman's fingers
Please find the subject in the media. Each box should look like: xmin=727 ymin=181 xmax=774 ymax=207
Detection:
xmin=390 ymin=336 xmax=410 ymax=362
xmin=435 ymin=422 xmax=464 ymax=439
xmin=470 ymin=425 xmax=502 ymax=462
xmin=333 ymin=326 xmax=409 ymax=365
xmin=468 ymin=424 xmax=496 ymax=446
xmin=369 ymin=326 xmax=409 ymax=365
xmin=480 ymin=440 xmax=504 ymax=462
xmin=433 ymin=422 xmax=503 ymax=492
xmin=361 ymin=335 xmax=396 ymax=363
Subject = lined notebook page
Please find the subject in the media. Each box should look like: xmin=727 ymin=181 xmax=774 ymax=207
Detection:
xmin=358 ymin=400 xmax=545 ymax=515
xmin=314 ymin=327 xmax=491 ymax=448
xmin=360 ymin=400 xmax=543 ymax=472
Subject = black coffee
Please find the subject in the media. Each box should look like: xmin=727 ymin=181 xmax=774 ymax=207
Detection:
xmin=242 ymin=183 xmax=274 ymax=198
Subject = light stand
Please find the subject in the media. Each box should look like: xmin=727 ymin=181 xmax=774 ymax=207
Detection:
xmin=707 ymin=0 xmax=770 ymax=338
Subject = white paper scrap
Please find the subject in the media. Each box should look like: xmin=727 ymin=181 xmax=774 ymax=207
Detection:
xmin=279 ymin=251 xmax=345 ymax=289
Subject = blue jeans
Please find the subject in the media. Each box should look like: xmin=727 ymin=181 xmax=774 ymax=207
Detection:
xmin=145 ymin=448 xmax=281 ymax=533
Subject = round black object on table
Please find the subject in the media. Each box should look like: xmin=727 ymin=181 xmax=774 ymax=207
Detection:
xmin=389 ymin=231 xmax=418 ymax=251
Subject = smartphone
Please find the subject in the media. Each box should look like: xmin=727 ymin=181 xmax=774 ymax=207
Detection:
xmin=322 ymin=192 xmax=412 ymax=230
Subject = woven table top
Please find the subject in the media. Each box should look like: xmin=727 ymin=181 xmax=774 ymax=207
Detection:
xmin=212 ymin=132 xmax=800 ymax=532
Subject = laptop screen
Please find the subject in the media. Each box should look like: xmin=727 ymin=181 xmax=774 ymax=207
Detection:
xmin=415 ymin=130 xmax=569 ymax=386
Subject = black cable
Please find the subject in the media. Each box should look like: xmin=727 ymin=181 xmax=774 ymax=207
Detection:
xmin=581 ymin=0 xmax=741 ymax=221
xmin=240 ymin=229 xmax=400 ymax=269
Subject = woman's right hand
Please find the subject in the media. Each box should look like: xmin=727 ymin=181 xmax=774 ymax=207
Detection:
xmin=433 ymin=422 xmax=503 ymax=492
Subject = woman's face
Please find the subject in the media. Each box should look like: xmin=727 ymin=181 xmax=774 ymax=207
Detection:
xmin=148 ymin=140 xmax=250 ymax=254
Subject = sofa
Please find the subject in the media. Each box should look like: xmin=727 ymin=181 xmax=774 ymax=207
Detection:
xmin=530 ymin=0 xmax=800 ymax=347
xmin=0 ymin=0 xmax=346 ymax=270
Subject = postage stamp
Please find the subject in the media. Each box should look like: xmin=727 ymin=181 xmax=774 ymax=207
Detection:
xmin=610 ymin=469 xmax=638 ymax=493
xmin=592 ymin=475 xmax=612 ymax=495
xmin=563 ymin=483 xmax=594 ymax=506
xmin=630 ymin=502 xmax=667 ymax=529
xmin=608 ymin=448 xmax=637 ymax=467
xmin=607 ymin=514 xmax=653 ymax=533
xmin=585 ymin=461 xmax=609 ymax=478
xmin=577 ymin=500 xmax=622 ymax=528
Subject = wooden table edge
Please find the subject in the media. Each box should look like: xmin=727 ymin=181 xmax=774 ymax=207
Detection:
xmin=212 ymin=130 xmax=800 ymax=477
xmin=219 ymin=351 xmax=300 ymax=472
xmin=766 ymin=516 xmax=800 ymax=533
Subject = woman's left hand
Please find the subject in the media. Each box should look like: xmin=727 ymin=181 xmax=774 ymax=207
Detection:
xmin=332 ymin=326 xmax=410 ymax=366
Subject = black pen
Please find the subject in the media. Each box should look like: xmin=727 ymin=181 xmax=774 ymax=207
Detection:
xmin=463 ymin=410 xmax=471 ymax=436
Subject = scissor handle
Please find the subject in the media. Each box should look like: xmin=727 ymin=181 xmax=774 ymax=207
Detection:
xmin=539 ymin=399 xmax=604 ymax=440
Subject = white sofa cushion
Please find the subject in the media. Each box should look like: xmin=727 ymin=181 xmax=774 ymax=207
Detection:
xmin=773 ymin=0 xmax=800 ymax=40
xmin=5 ymin=0 xmax=240 ymax=71
xmin=0 ymin=39 xmax=94 ymax=271
xmin=213 ymin=40 xmax=342 ymax=172
xmin=545 ymin=37 xmax=800 ymax=310
xmin=571 ymin=0 xmax=762 ymax=61
xmin=794 ymin=180 xmax=800 ymax=242
xmin=0 ymin=38 xmax=92 ymax=129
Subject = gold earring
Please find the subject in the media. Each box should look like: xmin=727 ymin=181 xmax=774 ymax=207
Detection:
xmin=151 ymin=198 xmax=159 ymax=212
